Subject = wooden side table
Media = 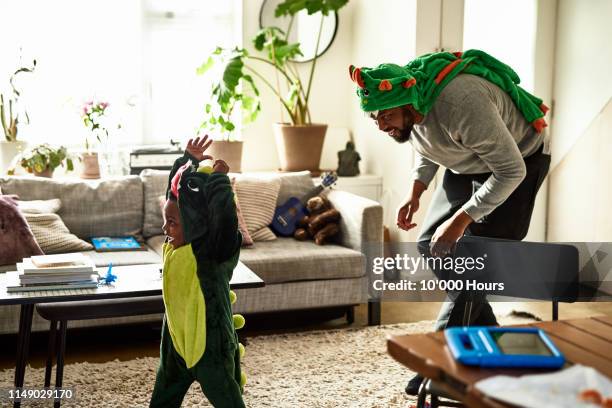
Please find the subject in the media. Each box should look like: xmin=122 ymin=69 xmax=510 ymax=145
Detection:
xmin=387 ymin=316 xmax=612 ymax=408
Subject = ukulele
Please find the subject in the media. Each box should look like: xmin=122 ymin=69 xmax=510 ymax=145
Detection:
xmin=271 ymin=172 xmax=338 ymax=237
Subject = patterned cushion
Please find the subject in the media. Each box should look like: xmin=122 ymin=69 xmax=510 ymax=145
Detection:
xmin=24 ymin=213 xmax=93 ymax=254
xmin=231 ymin=179 xmax=254 ymax=247
xmin=140 ymin=170 xmax=168 ymax=238
xmin=275 ymin=171 xmax=315 ymax=205
xmin=0 ymin=176 xmax=143 ymax=239
xmin=233 ymin=176 xmax=281 ymax=241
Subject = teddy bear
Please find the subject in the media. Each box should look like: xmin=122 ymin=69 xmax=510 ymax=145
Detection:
xmin=294 ymin=195 xmax=341 ymax=245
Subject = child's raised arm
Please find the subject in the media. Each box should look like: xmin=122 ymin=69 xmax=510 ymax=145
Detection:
xmin=165 ymin=136 xmax=213 ymax=199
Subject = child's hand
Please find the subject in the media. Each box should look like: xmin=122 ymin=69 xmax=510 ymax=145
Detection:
xmin=186 ymin=136 xmax=214 ymax=162
xmin=213 ymin=159 xmax=230 ymax=174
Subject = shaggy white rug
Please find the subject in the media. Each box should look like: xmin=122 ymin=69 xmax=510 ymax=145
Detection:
xmin=0 ymin=315 xmax=535 ymax=407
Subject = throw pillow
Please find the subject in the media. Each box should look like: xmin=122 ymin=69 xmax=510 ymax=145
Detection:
xmin=24 ymin=213 xmax=93 ymax=254
xmin=140 ymin=169 xmax=170 ymax=238
xmin=17 ymin=198 xmax=62 ymax=214
xmin=0 ymin=196 xmax=43 ymax=265
xmin=17 ymin=198 xmax=93 ymax=254
xmin=233 ymin=176 xmax=281 ymax=242
xmin=230 ymin=179 xmax=254 ymax=247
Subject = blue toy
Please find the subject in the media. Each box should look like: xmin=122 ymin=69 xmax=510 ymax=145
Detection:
xmin=445 ymin=327 xmax=565 ymax=368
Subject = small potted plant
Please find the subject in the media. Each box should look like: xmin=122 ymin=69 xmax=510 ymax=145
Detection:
xmin=198 ymin=0 xmax=348 ymax=172
xmin=0 ymin=58 xmax=36 ymax=174
xmin=80 ymin=100 xmax=114 ymax=179
xmin=9 ymin=143 xmax=74 ymax=178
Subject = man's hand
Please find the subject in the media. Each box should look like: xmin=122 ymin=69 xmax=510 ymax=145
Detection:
xmin=212 ymin=159 xmax=229 ymax=174
xmin=186 ymin=135 xmax=214 ymax=162
xmin=430 ymin=210 xmax=473 ymax=257
xmin=397 ymin=180 xmax=427 ymax=231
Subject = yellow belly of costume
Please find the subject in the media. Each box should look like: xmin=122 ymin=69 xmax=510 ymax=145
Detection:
xmin=162 ymin=242 xmax=206 ymax=368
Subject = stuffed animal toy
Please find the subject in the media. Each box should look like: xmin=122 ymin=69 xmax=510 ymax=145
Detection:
xmin=294 ymin=195 xmax=341 ymax=245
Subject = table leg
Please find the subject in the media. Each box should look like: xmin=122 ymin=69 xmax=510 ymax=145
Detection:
xmin=14 ymin=303 xmax=34 ymax=408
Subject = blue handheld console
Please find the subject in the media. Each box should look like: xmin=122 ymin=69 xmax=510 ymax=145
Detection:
xmin=444 ymin=327 xmax=565 ymax=368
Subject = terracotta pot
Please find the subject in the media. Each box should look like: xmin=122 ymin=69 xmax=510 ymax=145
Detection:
xmin=34 ymin=167 xmax=54 ymax=178
xmin=81 ymin=152 xmax=100 ymax=179
xmin=0 ymin=140 xmax=28 ymax=175
xmin=207 ymin=140 xmax=244 ymax=173
xmin=273 ymin=123 xmax=327 ymax=172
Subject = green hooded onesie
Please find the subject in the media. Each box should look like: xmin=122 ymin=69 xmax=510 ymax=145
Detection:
xmin=150 ymin=152 xmax=246 ymax=408
xmin=350 ymin=49 xmax=549 ymax=133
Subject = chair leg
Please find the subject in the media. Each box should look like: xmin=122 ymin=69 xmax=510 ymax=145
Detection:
xmin=552 ymin=301 xmax=559 ymax=321
xmin=54 ymin=320 xmax=67 ymax=408
xmin=367 ymin=301 xmax=381 ymax=326
xmin=416 ymin=378 xmax=430 ymax=408
xmin=346 ymin=306 xmax=355 ymax=324
xmin=44 ymin=321 xmax=58 ymax=388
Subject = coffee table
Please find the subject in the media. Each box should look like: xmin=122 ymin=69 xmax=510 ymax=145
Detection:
xmin=387 ymin=316 xmax=612 ymax=408
xmin=0 ymin=262 xmax=264 ymax=408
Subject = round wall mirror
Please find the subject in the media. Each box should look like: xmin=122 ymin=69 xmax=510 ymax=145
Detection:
xmin=259 ymin=0 xmax=339 ymax=63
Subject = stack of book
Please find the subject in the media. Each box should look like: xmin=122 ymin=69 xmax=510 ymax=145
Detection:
xmin=7 ymin=253 xmax=99 ymax=293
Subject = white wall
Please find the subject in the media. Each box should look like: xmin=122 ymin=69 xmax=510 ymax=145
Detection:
xmin=240 ymin=0 xmax=354 ymax=171
xmin=348 ymin=0 xmax=419 ymax=241
xmin=551 ymin=0 xmax=612 ymax=168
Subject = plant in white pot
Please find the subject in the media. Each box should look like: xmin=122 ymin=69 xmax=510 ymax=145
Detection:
xmin=198 ymin=0 xmax=348 ymax=172
xmin=0 ymin=58 xmax=36 ymax=174
xmin=9 ymin=143 xmax=74 ymax=178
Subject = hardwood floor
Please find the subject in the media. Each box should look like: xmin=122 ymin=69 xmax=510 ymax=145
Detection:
xmin=0 ymin=301 xmax=610 ymax=370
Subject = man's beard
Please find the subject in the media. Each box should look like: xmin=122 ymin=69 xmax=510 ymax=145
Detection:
xmin=390 ymin=109 xmax=415 ymax=143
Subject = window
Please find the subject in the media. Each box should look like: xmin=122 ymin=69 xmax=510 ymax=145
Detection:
xmin=0 ymin=0 xmax=240 ymax=148
xmin=463 ymin=0 xmax=537 ymax=93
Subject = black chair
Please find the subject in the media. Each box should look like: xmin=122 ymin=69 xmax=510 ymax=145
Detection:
xmin=414 ymin=237 xmax=580 ymax=408
xmin=35 ymin=296 xmax=164 ymax=408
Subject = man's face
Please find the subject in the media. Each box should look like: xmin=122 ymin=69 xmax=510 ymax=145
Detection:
xmin=371 ymin=106 xmax=415 ymax=143
xmin=162 ymin=199 xmax=186 ymax=248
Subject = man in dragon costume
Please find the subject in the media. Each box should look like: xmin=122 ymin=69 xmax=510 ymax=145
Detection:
xmin=150 ymin=136 xmax=246 ymax=407
xmin=349 ymin=49 xmax=551 ymax=394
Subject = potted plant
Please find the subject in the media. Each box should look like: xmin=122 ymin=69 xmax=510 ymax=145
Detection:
xmin=9 ymin=143 xmax=74 ymax=178
xmin=0 ymin=58 xmax=36 ymax=174
xmin=80 ymin=100 xmax=115 ymax=179
xmin=198 ymin=0 xmax=348 ymax=172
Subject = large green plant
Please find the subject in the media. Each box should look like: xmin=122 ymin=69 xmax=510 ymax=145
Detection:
xmin=197 ymin=0 xmax=348 ymax=138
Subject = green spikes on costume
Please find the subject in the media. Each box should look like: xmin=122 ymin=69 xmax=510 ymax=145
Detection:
xmin=350 ymin=49 xmax=548 ymax=132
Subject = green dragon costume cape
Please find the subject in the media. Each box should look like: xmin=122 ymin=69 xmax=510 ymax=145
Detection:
xmin=350 ymin=49 xmax=549 ymax=133
xmin=150 ymin=152 xmax=246 ymax=408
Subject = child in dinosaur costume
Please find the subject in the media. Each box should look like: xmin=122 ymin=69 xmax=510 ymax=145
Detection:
xmin=150 ymin=136 xmax=246 ymax=408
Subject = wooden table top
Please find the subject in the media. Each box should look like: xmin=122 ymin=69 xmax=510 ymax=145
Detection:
xmin=0 ymin=261 xmax=264 ymax=306
xmin=387 ymin=316 xmax=612 ymax=408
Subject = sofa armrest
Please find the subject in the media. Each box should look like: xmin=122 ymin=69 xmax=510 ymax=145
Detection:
xmin=326 ymin=190 xmax=383 ymax=256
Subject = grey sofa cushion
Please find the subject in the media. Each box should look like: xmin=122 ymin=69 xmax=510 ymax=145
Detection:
xmin=275 ymin=171 xmax=315 ymax=205
xmin=239 ymin=238 xmax=364 ymax=284
xmin=147 ymin=236 xmax=364 ymax=284
xmin=139 ymin=169 xmax=169 ymax=238
xmin=0 ymin=176 xmax=143 ymax=239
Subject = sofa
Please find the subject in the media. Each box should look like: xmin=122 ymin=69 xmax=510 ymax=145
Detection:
xmin=0 ymin=171 xmax=383 ymax=334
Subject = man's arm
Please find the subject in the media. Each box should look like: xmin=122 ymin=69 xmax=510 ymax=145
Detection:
xmin=412 ymin=153 xmax=439 ymax=188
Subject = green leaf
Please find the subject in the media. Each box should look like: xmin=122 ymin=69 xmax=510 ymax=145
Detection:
xmin=196 ymin=56 xmax=215 ymax=75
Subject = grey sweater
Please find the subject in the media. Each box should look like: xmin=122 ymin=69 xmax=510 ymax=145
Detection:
xmin=410 ymin=74 xmax=549 ymax=222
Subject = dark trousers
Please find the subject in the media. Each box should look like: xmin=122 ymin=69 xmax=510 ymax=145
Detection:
xmin=417 ymin=146 xmax=551 ymax=330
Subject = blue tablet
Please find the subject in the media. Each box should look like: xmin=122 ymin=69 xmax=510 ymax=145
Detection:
xmin=444 ymin=327 xmax=565 ymax=368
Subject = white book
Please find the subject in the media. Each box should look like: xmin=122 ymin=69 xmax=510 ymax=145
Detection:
xmin=30 ymin=253 xmax=89 ymax=268
xmin=18 ymin=258 xmax=95 ymax=275
xmin=19 ymin=273 xmax=100 ymax=285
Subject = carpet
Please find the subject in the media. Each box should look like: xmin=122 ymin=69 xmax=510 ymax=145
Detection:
xmin=0 ymin=314 xmax=536 ymax=407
